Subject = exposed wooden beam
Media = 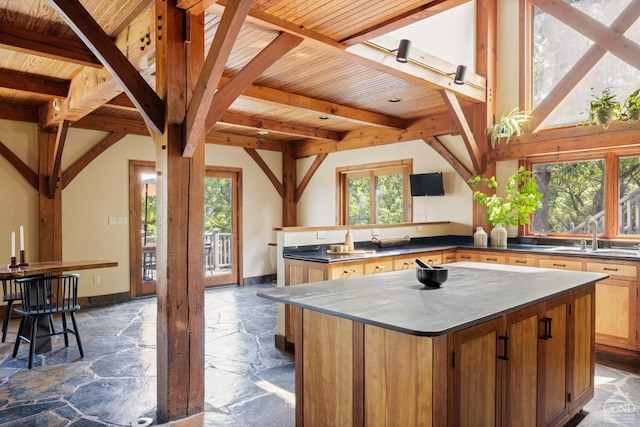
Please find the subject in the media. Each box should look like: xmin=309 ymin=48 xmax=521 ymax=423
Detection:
xmin=491 ymin=121 xmax=640 ymax=160
xmin=183 ymin=0 xmax=253 ymax=157
xmin=423 ymin=136 xmax=472 ymax=182
xmin=0 ymin=69 xmax=69 ymax=98
xmin=292 ymin=111 xmax=459 ymax=158
xmin=244 ymin=148 xmax=284 ymax=198
xmin=202 ymin=32 xmax=303 ymax=138
xmin=47 ymin=0 xmax=164 ymax=134
xmin=222 ymin=77 xmax=405 ymax=129
xmin=47 ymin=120 xmax=70 ymax=199
xmin=0 ymin=139 xmax=38 ymax=190
xmin=40 ymin=5 xmax=158 ymax=129
xmin=440 ymin=89 xmax=482 ymax=174
xmin=295 ymin=153 xmax=327 ymax=203
xmin=61 ymin=132 xmax=127 ymax=189
xmin=206 ymin=131 xmax=286 ymax=151
xmin=0 ymin=102 xmax=38 ymax=123
xmin=340 ymin=0 xmax=470 ymax=46
xmin=0 ymin=23 xmax=102 ymax=68
xmin=530 ymin=0 xmax=640 ymax=70
xmin=73 ymin=115 xmax=150 ymax=136
xmin=530 ymin=0 xmax=640 ymax=131
xmin=219 ymin=111 xmax=342 ymax=141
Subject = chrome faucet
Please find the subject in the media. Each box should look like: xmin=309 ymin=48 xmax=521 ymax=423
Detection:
xmin=585 ymin=216 xmax=598 ymax=251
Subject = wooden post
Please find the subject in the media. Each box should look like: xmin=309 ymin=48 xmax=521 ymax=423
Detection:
xmin=38 ymin=128 xmax=62 ymax=261
xmin=154 ymin=2 xmax=205 ymax=422
xmin=283 ymin=144 xmax=297 ymax=226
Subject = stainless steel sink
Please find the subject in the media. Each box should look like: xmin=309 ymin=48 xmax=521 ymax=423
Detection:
xmin=593 ymin=248 xmax=640 ymax=257
xmin=543 ymin=246 xmax=640 ymax=257
xmin=543 ymin=246 xmax=587 ymax=253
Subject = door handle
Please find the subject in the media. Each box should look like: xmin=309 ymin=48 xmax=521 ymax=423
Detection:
xmin=498 ymin=334 xmax=509 ymax=360
xmin=539 ymin=317 xmax=552 ymax=340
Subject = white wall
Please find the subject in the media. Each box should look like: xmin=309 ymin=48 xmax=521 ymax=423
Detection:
xmin=296 ymin=139 xmax=474 ymax=236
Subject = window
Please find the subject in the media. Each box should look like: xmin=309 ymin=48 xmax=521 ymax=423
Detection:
xmin=528 ymin=0 xmax=640 ymax=128
xmin=528 ymin=152 xmax=640 ymax=239
xmin=337 ymin=160 xmax=412 ymax=225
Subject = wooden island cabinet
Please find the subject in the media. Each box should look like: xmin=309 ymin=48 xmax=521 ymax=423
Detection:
xmin=262 ymin=264 xmax=605 ymax=427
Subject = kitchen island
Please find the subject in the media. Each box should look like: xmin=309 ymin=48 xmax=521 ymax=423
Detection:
xmin=259 ymin=262 xmax=608 ymax=427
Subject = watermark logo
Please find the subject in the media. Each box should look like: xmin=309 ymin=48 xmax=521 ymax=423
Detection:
xmin=603 ymin=398 xmax=638 ymax=424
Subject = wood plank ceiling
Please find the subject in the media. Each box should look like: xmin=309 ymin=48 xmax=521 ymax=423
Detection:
xmin=0 ymin=0 xmax=485 ymax=159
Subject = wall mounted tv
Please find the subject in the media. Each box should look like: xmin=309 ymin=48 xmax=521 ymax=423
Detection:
xmin=410 ymin=172 xmax=445 ymax=196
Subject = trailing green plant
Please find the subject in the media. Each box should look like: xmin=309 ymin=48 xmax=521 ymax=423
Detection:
xmin=486 ymin=108 xmax=531 ymax=149
xmin=468 ymin=166 xmax=542 ymax=227
xmin=621 ymin=88 xmax=640 ymax=121
xmin=584 ymin=87 xmax=620 ymax=125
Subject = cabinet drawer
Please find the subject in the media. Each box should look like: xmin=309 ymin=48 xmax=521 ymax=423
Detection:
xmin=330 ymin=263 xmax=364 ymax=279
xmin=508 ymin=255 xmax=538 ymax=267
xmin=586 ymin=261 xmax=637 ymax=279
xmin=442 ymin=251 xmax=457 ymax=264
xmin=394 ymin=257 xmax=417 ymax=270
xmin=538 ymin=258 xmax=583 ymax=271
xmin=478 ymin=253 xmax=506 ymax=264
xmin=365 ymin=259 xmax=394 ymax=275
xmin=456 ymin=251 xmax=478 ymax=262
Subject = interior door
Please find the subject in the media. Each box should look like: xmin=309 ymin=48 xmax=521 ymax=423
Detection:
xmin=204 ymin=167 xmax=241 ymax=286
xmin=130 ymin=161 xmax=157 ymax=297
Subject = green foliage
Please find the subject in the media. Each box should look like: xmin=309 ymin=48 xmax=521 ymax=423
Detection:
xmin=468 ymin=166 xmax=542 ymax=227
xmin=376 ymin=174 xmax=403 ymax=224
xmin=622 ymin=88 xmax=640 ymax=121
xmin=347 ymin=174 xmax=404 ymax=225
xmin=204 ymin=177 xmax=232 ymax=232
xmin=348 ymin=177 xmax=370 ymax=225
xmin=486 ymin=108 xmax=531 ymax=149
xmin=583 ymin=87 xmax=620 ymax=125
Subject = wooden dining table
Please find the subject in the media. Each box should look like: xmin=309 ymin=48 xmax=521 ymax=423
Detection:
xmin=0 ymin=259 xmax=118 ymax=353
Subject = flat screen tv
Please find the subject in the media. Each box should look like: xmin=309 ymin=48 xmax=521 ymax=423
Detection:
xmin=410 ymin=172 xmax=445 ymax=196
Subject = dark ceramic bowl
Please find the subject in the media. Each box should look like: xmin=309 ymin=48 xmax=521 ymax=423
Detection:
xmin=416 ymin=265 xmax=448 ymax=288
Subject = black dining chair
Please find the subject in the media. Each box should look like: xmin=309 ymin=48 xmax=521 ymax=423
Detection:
xmin=12 ymin=274 xmax=84 ymax=369
xmin=2 ymin=278 xmax=21 ymax=343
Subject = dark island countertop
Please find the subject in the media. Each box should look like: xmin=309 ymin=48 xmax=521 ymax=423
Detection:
xmin=258 ymin=262 xmax=608 ymax=336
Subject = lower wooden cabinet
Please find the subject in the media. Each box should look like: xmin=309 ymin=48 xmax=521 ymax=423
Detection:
xmin=297 ymin=286 xmax=596 ymax=427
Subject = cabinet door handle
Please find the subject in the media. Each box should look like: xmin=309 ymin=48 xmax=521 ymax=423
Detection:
xmin=539 ymin=317 xmax=552 ymax=340
xmin=486 ymin=257 xmax=498 ymax=261
xmin=552 ymin=263 xmax=566 ymax=267
xmin=498 ymin=334 xmax=509 ymax=360
xmin=603 ymin=267 xmax=619 ymax=272
xmin=344 ymin=269 xmax=356 ymax=274
xmin=375 ymin=265 xmax=386 ymax=270
xmin=461 ymin=255 xmax=471 ymax=260
xmin=515 ymin=260 xmax=526 ymax=264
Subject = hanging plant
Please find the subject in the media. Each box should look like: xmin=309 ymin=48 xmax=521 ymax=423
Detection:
xmin=486 ymin=108 xmax=531 ymax=149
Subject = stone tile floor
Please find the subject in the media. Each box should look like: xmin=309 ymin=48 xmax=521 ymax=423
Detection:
xmin=0 ymin=283 xmax=638 ymax=426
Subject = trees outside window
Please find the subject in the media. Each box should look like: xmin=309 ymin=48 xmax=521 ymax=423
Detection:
xmin=337 ymin=160 xmax=411 ymax=226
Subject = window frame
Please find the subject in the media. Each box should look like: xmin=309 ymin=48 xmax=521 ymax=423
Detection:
xmin=524 ymin=147 xmax=640 ymax=241
xmin=336 ymin=159 xmax=412 ymax=226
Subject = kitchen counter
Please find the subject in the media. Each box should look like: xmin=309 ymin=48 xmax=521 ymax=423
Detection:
xmin=259 ymin=262 xmax=608 ymax=336
xmin=283 ymin=241 xmax=640 ymax=263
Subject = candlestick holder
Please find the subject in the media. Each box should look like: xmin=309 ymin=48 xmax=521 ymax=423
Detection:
xmin=19 ymin=250 xmax=28 ymax=267
xmin=9 ymin=256 xmax=18 ymax=269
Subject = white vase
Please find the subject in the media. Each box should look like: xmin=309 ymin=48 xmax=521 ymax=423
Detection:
xmin=473 ymin=227 xmax=487 ymax=247
xmin=490 ymin=224 xmax=507 ymax=248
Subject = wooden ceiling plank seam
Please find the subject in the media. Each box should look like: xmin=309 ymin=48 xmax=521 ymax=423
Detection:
xmin=0 ymin=69 xmax=69 ymax=98
xmin=110 ymin=0 xmax=156 ymax=36
xmin=295 ymin=152 xmax=327 ymax=202
xmin=61 ymin=131 xmax=127 ymax=189
xmin=219 ymin=111 xmax=342 ymax=141
xmin=439 ymin=89 xmax=482 ymax=174
xmin=221 ymin=77 xmax=406 ymax=129
xmin=183 ymin=0 xmax=254 ymax=157
xmin=203 ymin=31 xmax=303 ymax=135
xmin=423 ymin=136 xmax=472 ymax=182
xmin=530 ymin=0 xmax=640 ymax=70
xmin=47 ymin=119 xmax=70 ymax=199
xmin=341 ymin=0 xmax=470 ymax=46
xmin=0 ymin=23 xmax=102 ymax=68
xmin=243 ymin=147 xmax=285 ymax=197
xmin=0 ymin=138 xmax=38 ymax=190
xmin=530 ymin=0 xmax=640 ymax=131
xmin=46 ymin=0 xmax=165 ymax=135
xmin=206 ymin=131 xmax=287 ymax=151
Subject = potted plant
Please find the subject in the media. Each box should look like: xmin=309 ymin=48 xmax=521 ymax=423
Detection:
xmin=486 ymin=108 xmax=531 ymax=149
xmin=468 ymin=166 xmax=542 ymax=247
xmin=621 ymin=88 xmax=640 ymax=121
xmin=586 ymin=87 xmax=620 ymax=125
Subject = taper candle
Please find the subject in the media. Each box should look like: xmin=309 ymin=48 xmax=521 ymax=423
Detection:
xmin=19 ymin=225 xmax=24 ymax=251
xmin=11 ymin=231 xmax=15 ymax=257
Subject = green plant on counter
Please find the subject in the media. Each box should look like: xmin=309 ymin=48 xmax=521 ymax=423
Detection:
xmin=486 ymin=108 xmax=531 ymax=149
xmin=468 ymin=166 xmax=542 ymax=227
